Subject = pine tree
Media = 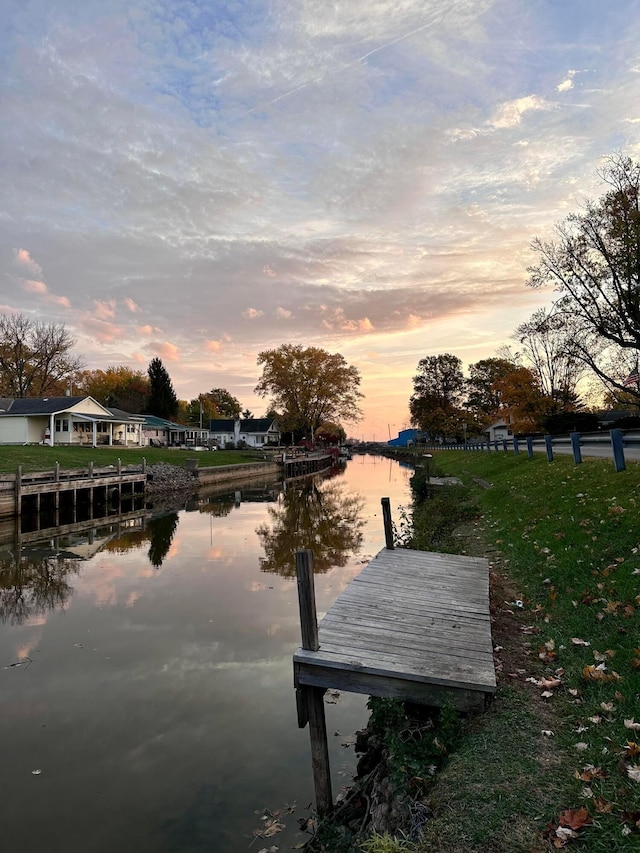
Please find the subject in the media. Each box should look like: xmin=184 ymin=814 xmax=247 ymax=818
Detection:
xmin=146 ymin=357 xmax=179 ymax=419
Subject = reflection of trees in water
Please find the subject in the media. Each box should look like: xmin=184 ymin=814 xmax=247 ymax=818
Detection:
xmin=256 ymin=477 xmax=364 ymax=576
xmin=0 ymin=555 xmax=79 ymax=625
xmin=147 ymin=512 xmax=179 ymax=568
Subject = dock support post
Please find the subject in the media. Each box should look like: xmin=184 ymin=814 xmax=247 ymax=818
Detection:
xmin=15 ymin=465 xmax=22 ymax=516
xmin=295 ymin=549 xmax=333 ymax=816
xmin=381 ymin=497 xmax=394 ymax=549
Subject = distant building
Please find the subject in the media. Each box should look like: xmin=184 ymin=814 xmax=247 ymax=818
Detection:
xmin=387 ymin=428 xmax=424 ymax=448
xmin=483 ymin=419 xmax=513 ymax=443
xmin=208 ymin=418 xmax=280 ymax=448
xmin=141 ymin=415 xmax=209 ymax=447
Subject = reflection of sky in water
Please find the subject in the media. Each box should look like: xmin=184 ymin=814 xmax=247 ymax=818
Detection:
xmin=0 ymin=455 xmax=412 ymax=853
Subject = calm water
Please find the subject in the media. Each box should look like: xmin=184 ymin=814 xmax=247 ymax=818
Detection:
xmin=0 ymin=455 xmax=413 ymax=853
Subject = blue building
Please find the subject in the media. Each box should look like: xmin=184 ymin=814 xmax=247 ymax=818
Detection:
xmin=387 ymin=428 xmax=423 ymax=447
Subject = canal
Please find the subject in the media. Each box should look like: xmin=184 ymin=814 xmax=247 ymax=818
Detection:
xmin=0 ymin=454 xmax=413 ymax=852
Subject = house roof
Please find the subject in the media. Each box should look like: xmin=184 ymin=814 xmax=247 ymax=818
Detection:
xmin=141 ymin=414 xmax=207 ymax=431
xmin=106 ymin=407 xmax=145 ymax=423
xmin=0 ymin=396 xmax=102 ymax=415
xmin=208 ymin=418 xmax=278 ymax=433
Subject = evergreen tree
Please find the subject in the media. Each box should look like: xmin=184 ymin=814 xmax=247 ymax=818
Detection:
xmin=146 ymin=357 xmax=179 ymax=419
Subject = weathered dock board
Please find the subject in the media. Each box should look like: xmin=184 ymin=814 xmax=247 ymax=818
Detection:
xmin=294 ymin=547 xmax=496 ymax=712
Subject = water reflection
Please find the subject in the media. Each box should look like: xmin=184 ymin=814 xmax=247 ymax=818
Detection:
xmin=147 ymin=512 xmax=179 ymax=568
xmin=0 ymin=554 xmax=79 ymax=625
xmin=256 ymin=475 xmax=365 ymax=576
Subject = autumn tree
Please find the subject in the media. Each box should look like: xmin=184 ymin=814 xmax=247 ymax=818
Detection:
xmin=409 ymin=353 xmax=465 ymax=440
xmin=78 ymin=366 xmax=149 ymax=412
xmin=185 ymin=395 xmax=218 ymax=427
xmin=146 ymin=357 xmax=178 ymax=420
xmin=492 ymin=366 xmax=550 ymax=433
xmin=0 ymin=313 xmax=84 ymax=397
xmin=527 ymin=153 xmax=640 ymax=399
xmin=207 ymin=388 xmax=241 ymax=418
xmin=255 ymin=344 xmax=363 ymax=439
xmin=465 ymin=358 xmax=517 ymax=422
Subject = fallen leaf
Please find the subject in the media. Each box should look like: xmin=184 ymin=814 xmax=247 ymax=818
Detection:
xmin=624 ymin=719 xmax=640 ymax=731
xmin=575 ymin=742 xmax=589 ymax=751
xmin=627 ymin=765 xmax=640 ymax=782
xmin=558 ymin=806 xmax=592 ymax=830
xmin=571 ymin=638 xmax=591 ymax=646
xmin=593 ymin=796 xmax=614 ymax=814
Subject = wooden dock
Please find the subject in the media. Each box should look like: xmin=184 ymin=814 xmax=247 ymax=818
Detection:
xmin=294 ymin=547 xmax=496 ymax=713
xmin=292 ymin=541 xmax=496 ymax=814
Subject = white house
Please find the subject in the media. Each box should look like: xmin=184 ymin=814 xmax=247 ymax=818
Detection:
xmin=484 ymin=418 xmax=514 ymax=443
xmin=0 ymin=396 xmax=145 ymax=447
xmin=209 ymin=418 xmax=280 ymax=448
xmin=141 ymin=414 xmax=209 ymax=447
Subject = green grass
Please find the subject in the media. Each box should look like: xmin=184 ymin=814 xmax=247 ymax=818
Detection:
xmin=0 ymin=444 xmax=272 ymax=473
xmin=411 ymin=450 xmax=640 ymax=852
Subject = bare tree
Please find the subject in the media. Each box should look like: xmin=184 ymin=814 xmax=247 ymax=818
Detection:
xmin=0 ymin=313 xmax=84 ymax=397
xmin=527 ymin=153 xmax=640 ymax=398
xmin=514 ymin=307 xmax=587 ymax=411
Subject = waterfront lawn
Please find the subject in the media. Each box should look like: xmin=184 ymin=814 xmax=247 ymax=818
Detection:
xmin=0 ymin=444 xmax=272 ymax=473
xmin=411 ymin=450 xmax=640 ymax=853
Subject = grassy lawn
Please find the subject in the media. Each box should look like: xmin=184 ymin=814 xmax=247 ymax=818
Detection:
xmin=0 ymin=444 xmax=275 ymax=473
xmin=407 ymin=450 xmax=640 ymax=853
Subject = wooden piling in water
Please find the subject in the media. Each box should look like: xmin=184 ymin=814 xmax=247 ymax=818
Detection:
xmin=381 ymin=496 xmax=394 ymax=549
xmin=295 ymin=548 xmax=333 ymax=815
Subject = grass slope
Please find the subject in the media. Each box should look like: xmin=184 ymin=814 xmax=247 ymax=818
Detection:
xmin=409 ymin=450 xmax=640 ymax=853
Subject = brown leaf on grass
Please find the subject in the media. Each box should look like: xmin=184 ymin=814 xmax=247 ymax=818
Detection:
xmin=624 ymin=742 xmax=640 ymax=757
xmin=621 ymin=809 xmax=640 ymax=828
xmin=553 ymin=826 xmax=579 ymax=847
xmin=582 ymin=665 xmax=621 ymax=683
xmin=593 ymin=796 xmax=614 ymax=814
xmin=558 ymin=807 xmax=592 ymax=830
xmin=575 ymin=765 xmax=609 ymax=782
xmin=540 ymin=677 xmax=562 ymax=689
xmin=571 ymin=638 xmax=590 ymax=646
xmin=624 ymin=719 xmax=640 ymax=731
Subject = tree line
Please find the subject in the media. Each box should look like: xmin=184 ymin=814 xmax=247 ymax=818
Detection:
xmin=0 ymin=314 xmax=364 ymax=443
xmin=410 ymin=153 xmax=640 ymax=441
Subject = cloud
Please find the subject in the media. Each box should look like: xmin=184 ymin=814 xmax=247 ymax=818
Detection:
xmin=205 ymin=339 xmax=223 ymax=352
xmin=557 ymin=69 xmax=579 ymax=92
xmin=489 ymin=95 xmax=554 ymax=129
xmin=275 ymin=307 xmax=293 ymax=319
xmin=242 ymin=308 xmax=264 ymax=319
xmin=124 ymin=297 xmax=140 ymax=312
xmin=23 ymin=279 xmax=48 ymax=295
xmin=14 ymin=248 xmax=42 ymax=277
xmin=94 ymin=300 xmax=116 ymax=320
xmin=153 ymin=341 xmax=180 ymax=361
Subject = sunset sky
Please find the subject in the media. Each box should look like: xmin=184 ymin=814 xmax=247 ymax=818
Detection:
xmin=2 ymin=0 xmax=640 ymax=439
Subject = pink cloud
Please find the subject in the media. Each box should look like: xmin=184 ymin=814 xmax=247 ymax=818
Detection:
xmin=50 ymin=294 xmax=71 ymax=308
xmin=137 ymin=325 xmax=154 ymax=336
xmin=263 ymin=265 xmax=277 ymax=278
xmin=23 ymin=279 xmax=48 ymax=294
xmin=14 ymin=248 xmax=42 ymax=277
xmin=242 ymin=307 xmax=263 ymax=319
xmin=276 ymin=307 xmax=293 ymax=319
xmin=132 ymin=352 xmax=146 ymax=364
xmin=205 ymin=339 xmax=223 ymax=352
xmin=82 ymin=318 xmax=124 ymax=343
xmin=154 ymin=341 xmax=180 ymax=361
xmin=124 ymin=297 xmax=140 ymax=313
xmin=94 ymin=300 xmax=116 ymax=320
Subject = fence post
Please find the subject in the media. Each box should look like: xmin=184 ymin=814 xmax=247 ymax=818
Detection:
xmin=493 ymin=440 xmax=499 ymax=452
xmin=502 ymin=439 xmax=508 ymax=453
xmin=526 ymin=437 xmax=533 ymax=459
xmin=610 ymin=428 xmax=626 ymax=472
xmin=544 ymin=434 xmax=554 ymax=462
xmin=513 ymin=437 xmax=520 ymax=455
xmin=381 ymin=497 xmax=394 ymax=549
xmin=570 ymin=432 xmax=582 ymax=465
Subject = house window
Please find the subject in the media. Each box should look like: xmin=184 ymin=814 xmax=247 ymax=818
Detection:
xmin=55 ymin=419 xmax=69 ymax=432
xmin=127 ymin=425 xmax=136 ymax=434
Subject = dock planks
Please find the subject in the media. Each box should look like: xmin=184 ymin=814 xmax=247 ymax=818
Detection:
xmin=294 ymin=547 xmax=496 ymax=711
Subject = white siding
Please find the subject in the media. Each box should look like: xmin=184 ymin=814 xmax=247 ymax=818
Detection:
xmin=0 ymin=417 xmax=28 ymax=444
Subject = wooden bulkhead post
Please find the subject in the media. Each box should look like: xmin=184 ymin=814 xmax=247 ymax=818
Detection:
xmin=381 ymin=497 xmax=394 ymax=549
xmin=295 ymin=549 xmax=333 ymax=816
